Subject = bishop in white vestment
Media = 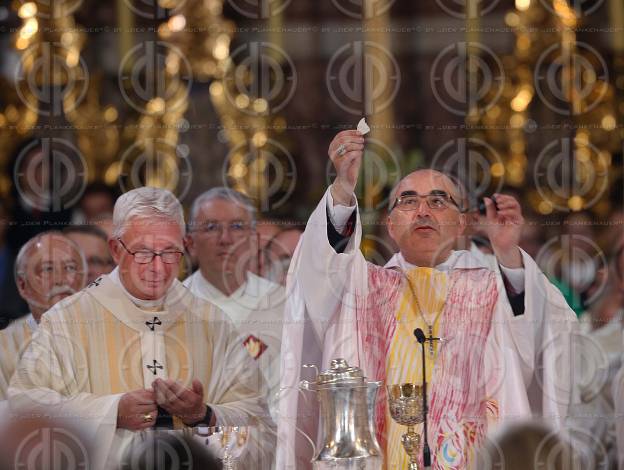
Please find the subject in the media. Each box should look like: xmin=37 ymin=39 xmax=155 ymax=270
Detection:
xmin=8 ymin=188 xmax=274 ymax=469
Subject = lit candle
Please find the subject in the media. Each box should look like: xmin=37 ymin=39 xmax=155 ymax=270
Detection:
xmin=117 ymin=0 xmax=134 ymax=73
xmin=609 ymin=0 xmax=624 ymax=53
xmin=466 ymin=0 xmax=480 ymax=120
xmin=466 ymin=0 xmax=479 ymax=44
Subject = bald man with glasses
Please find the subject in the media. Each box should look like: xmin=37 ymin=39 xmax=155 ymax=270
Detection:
xmin=277 ymin=129 xmax=578 ymax=469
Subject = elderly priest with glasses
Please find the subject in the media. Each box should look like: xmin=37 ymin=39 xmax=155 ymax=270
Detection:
xmin=277 ymin=129 xmax=578 ymax=469
xmin=8 ymin=187 xmax=274 ymax=469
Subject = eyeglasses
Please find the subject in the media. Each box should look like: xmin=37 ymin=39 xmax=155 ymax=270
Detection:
xmin=117 ymin=238 xmax=183 ymax=264
xmin=190 ymin=221 xmax=250 ymax=237
xmin=391 ymin=191 xmax=460 ymax=212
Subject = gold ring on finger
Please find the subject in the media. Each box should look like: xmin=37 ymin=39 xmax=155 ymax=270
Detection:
xmin=142 ymin=413 xmax=153 ymax=423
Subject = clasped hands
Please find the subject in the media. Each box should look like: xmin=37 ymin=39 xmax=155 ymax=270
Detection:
xmin=117 ymin=378 xmax=209 ymax=431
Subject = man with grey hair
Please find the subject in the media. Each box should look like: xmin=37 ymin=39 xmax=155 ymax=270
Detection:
xmin=9 ymin=187 xmax=274 ymax=469
xmin=184 ymin=187 xmax=285 ymax=419
xmin=0 ymin=231 xmax=87 ymax=400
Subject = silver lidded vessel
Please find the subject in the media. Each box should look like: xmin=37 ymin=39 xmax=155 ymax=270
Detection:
xmin=300 ymin=358 xmax=383 ymax=469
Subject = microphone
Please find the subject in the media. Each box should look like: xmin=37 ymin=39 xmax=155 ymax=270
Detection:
xmin=414 ymin=328 xmax=426 ymax=344
xmin=413 ymin=328 xmax=432 ymax=468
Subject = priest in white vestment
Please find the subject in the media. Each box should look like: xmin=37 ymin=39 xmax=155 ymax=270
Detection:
xmin=9 ymin=187 xmax=274 ymax=469
xmin=0 ymin=231 xmax=87 ymax=400
xmin=184 ymin=187 xmax=285 ymax=419
xmin=566 ymin=239 xmax=624 ymax=470
xmin=572 ymin=310 xmax=622 ymax=468
xmin=277 ymin=129 xmax=578 ymax=469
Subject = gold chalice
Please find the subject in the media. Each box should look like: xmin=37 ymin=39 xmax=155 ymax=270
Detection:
xmin=387 ymin=383 xmax=425 ymax=470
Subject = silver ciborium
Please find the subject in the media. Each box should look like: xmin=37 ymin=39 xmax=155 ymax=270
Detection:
xmin=387 ymin=383 xmax=425 ymax=470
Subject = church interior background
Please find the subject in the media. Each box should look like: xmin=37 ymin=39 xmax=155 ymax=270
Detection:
xmin=1 ymin=1 xmax=624 ymax=468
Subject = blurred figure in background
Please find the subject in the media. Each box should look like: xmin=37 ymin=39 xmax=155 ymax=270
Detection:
xmin=263 ymin=227 xmax=303 ymax=285
xmin=0 ymin=231 xmax=86 ymax=399
xmin=255 ymin=221 xmax=281 ymax=247
xmin=0 ymin=416 xmax=94 ymax=470
xmin=93 ymin=215 xmax=115 ymax=239
xmin=254 ymin=220 xmax=283 ymax=276
xmin=64 ymin=225 xmax=115 ymax=283
xmin=6 ymin=138 xmax=73 ymax=255
xmin=582 ymin=261 xmax=619 ymax=332
xmin=185 ymin=188 xmax=285 ymax=418
xmin=0 ymin=202 xmax=27 ymax=327
xmin=458 ymin=201 xmax=495 ymax=261
xmin=563 ymin=212 xmax=599 ymax=315
xmin=519 ymin=221 xmax=547 ymax=260
xmin=571 ymin=237 xmax=624 ymax=469
xmin=596 ymin=239 xmax=624 ymax=469
xmin=117 ymin=432 xmax=222 ymax=470
xmin=600 ymin=209 xmax=624 ymax=250
xmin=531 ymin=212 xmax=599 ymax=318
xmin=478 ymin=422 xmax=579 ymax=470
xmin=71 ymin=182 xmax=117 ymax=225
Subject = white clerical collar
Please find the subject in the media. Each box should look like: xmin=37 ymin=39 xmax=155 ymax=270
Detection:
xmin=384 ymin=249 xmax=486 ymax=272
xmin=211 ymin=273 xmax=247 ymax=302
xmin=187 ymin=270 xmax=276 ymax=308
xmin=108 ymin=267 xmax=167 ymax=311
